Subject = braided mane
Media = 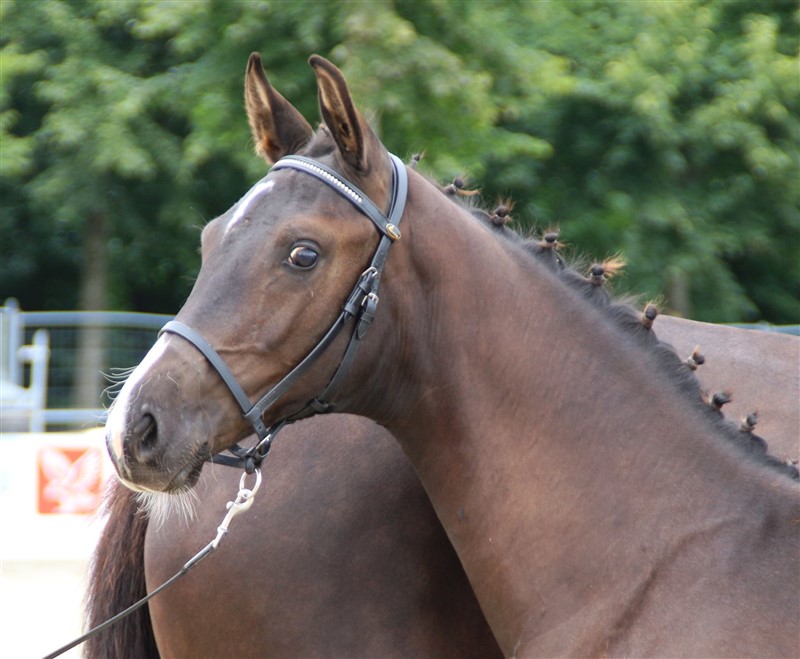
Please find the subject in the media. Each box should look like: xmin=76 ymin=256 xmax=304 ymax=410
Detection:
xmin=428 ymin=162 xmax=798 ymax=480
xmin=288 ymin=134 xmax=796 ymax=479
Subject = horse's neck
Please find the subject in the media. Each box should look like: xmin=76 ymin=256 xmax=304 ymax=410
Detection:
xmin=373 ymin=184 xmax=796 ymax=654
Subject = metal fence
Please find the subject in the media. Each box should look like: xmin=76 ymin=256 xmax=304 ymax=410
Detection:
xmin=2 ymin=299 xmax=171 ymax=430
xmin=0 ymin=298 xmax=797 ymax=432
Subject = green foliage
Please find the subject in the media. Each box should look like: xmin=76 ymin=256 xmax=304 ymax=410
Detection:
xmin=1 ymin=0 xmax=797 ymax=322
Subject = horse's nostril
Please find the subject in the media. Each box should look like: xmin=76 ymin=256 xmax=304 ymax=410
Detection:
xmin=133 ymin=412 xmax=158 ymax=450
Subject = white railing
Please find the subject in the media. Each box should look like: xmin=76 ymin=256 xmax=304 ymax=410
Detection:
xmin=0 ymin=299 xmax=171 ymax=431
xmin=1 ymin=298 xmax=796 ymax=433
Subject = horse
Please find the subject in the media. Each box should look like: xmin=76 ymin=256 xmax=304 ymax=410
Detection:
xmin=86 ymin=317 xmax=798 ymax=659
xmin=101 ymin=53 xmax=799 ymax=657
xmin=85 ymin=311 xmax=799 ymax=659
xmin=86 ymin=313 xmax=798 ymax=658
xmin=655 ymin=315 xmax=799 ymax=464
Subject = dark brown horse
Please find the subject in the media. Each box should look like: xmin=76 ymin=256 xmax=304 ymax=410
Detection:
xmin=86 ymin=317 xmax=798 ymax=659
xmin=87 ymin=316 xmax=798 ymax=658
xmin=100 ymin=54 xmax=799 ymax=657
xmin=656 ymin=315 xmax=799 ymax=465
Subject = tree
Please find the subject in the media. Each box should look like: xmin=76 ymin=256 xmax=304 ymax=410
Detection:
xmin=460 ymin=1 xmax=799 ymax=322
xmin=2 ymin=0 xmax=797 ymax=323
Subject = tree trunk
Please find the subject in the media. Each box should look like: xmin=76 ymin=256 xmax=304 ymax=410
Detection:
xmin=666 ymin=266 xmax=691 ymax=318
xmin=74 ymin=210 xmax=108 ymax=411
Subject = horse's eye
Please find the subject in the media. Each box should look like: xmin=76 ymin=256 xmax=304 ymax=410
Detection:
xmin=288 ymin=244 xmax=319 ymax=269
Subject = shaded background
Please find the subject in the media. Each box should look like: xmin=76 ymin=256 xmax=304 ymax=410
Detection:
xmin=2 ymin=0 xmax=798 ymax=323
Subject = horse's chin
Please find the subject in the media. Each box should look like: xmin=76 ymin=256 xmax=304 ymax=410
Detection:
xmin=117 ymin=450 xmax=206 ymax=496
xmin=136 ymin=486 xmax=200 ymax=529
xmin=116 ymin=457 xmax=205 ymax=529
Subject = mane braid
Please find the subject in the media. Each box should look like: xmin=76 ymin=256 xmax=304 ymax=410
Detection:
xmin=290 ymin=132 xmax=795 ymax=480
xmin=430 ymin=168 xmax=798 ymax=480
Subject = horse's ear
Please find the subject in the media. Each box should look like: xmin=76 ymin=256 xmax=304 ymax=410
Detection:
xmin=309 ymin=55 xmax=381 ymax=173
xmin=245 ymin=53 xmax=313 ymax=164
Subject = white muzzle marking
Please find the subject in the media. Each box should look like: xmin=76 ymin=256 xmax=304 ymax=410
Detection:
xmin=105 ymin=335 xmax=169 ymax=461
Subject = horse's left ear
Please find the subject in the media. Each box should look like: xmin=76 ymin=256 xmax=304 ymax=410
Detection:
xmin=309 ymin=55 xmax=382 ymax=173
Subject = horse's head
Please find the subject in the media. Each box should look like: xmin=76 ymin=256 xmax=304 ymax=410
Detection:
xmin=106 ymin=54 xmax=406 ymax=492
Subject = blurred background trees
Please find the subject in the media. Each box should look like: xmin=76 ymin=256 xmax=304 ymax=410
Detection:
xmin=2 ymin=0 xmax=798 ymax=322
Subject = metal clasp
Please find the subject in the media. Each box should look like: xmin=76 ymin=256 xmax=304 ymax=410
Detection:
xmin=360 ymin=266 xmax=378 ymax=287
xmin=356 ymin=292 xmax=379 ymax=340
xmin=211 ymin=468 xmax=262 ymax=548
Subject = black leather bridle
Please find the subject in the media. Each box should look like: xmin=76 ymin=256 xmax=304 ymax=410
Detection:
xmin=159 ymin=153 xmax=408 ymax=472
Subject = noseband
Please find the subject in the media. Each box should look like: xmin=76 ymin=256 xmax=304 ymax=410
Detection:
xmin=159 ymin=154 xmax=407 ymax=471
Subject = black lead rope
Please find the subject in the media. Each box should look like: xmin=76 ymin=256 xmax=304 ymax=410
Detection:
xmin=43 ymin=470 xmax=263 ymax=659
xmin=43 ymin=547 xmax=214 ymax=659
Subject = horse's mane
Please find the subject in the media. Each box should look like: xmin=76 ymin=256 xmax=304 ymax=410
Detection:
xmin=428 ymin=162 xmax=798 ymax=481
xmin=292 ymin=132 xmax=796 ymax=479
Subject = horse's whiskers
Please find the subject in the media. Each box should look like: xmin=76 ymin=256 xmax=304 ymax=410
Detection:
xmin=102 ymin=366 xmax=139 ymax=404
xmin=136 ymin=488 xmax=198 ymax=529
xmin=103 ymin=366 xmax=138 ymax=382
xmin=102 ymin=383 xmax=124 ymax=403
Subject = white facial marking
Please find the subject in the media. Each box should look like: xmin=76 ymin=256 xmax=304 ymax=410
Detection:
xmin=224 ymin=179 xmax=275 ymax=235
xmin=106 ymin=335 xmax=169 ymax=458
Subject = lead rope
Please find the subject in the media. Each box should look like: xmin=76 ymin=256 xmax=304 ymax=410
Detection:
xmin=42 ymin=468 xmax=263 ymax=659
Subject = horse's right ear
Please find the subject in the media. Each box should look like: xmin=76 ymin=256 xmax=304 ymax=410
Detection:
xmin=244 ymin=53 xmax=313 ymax=164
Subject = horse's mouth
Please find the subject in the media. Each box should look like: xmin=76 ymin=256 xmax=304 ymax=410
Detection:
xmin=165 ymin=451 xmax=207 ymax=492
xmin=113 ymin=445 xmax=208 ymax=494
